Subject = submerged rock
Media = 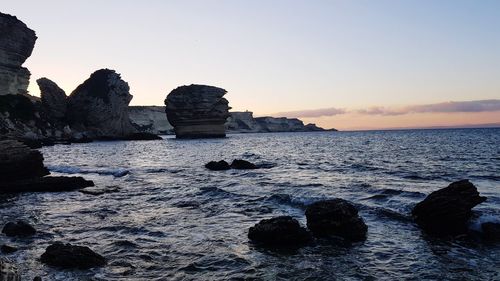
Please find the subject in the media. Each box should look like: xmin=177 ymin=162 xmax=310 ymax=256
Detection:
xmin=165 ymin=84 xmax=230 ymax=139
xmin=0 ymin=140 xmax=49 ymax=181
xmin=0 ymin=12 xmax=37 ymax=97
xmin=205 ymin=160 xmax=230 ymax=171
xmin=0 ymin=244 xmax=18 ymax=254
xmin=412 ymin=180 xmax=487 ymax=236
xmin=40 ymin=242 xmax=106 ymax=269
xmin=0 ymin=176 xmax=94 ymax=194
xmin=2 ymin=221 xmax=36 ymax=237
xmin=230 ymin=159 xmax=257 ymax=170
xmin=67 ymin=69 xmax=136 ymax=138
xmin=37 ymin=78 xmax=67 ymax=120
xmin=0 ymin=258 xmax=20 ymax=281
xmin=248 ymin=216 xmax=311 ymax=248
xmin=305 ymin=199 xmax=368 ymax=241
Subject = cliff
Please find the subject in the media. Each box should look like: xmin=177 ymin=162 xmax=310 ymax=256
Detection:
xmin=129 ymin=106 xmax=173 ymax=134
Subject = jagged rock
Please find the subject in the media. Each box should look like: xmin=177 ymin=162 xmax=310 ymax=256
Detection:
xmin=412 ymin=180 xmax=487 ymax=236
xmin=0 ymin=12 xmax=37 ymax=97
xmin=0 ymin=139 xmax=49 ymax=181
xmin=41 ymin=242 xmax=106 ymax=269
xmin=37 ymin=78 xmax=67 ymax=120
xmin=2 ymin=221 xmax=36 ymax=237
xmin=0 ymin=245 xmax=18 ymax=254
xmin=0 ymin=176 xmax=94 ymax=194
xmin=67 ymin=69 xmax=136 ymax=138
xmin=482 ymin=222 xmax=500 ymax=241
xmin=165 ymin=84 xmax=230 ymax=138
xmin=0 ymin=258 xmax=20 ymax=281
xmin=205 ymin=160 xmax=230 ymax=171
xmin=248 ymin=216 xmax=312 ymax=248
xmin=230 ymin=159 xmax=257 ymax=170
xmin=305 ymin=199 xmax=368 ymax=241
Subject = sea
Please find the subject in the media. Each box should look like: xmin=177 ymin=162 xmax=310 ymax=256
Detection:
xmin=1 ymin=128 xmax=499 ymax=280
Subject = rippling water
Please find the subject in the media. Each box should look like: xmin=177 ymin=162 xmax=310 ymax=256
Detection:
xmin=1 ymin=129 xmax=499 ymax=280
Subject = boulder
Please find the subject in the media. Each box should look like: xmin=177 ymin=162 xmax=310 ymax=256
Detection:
xmin=0 ymin=12 xmax=37 ymax=97
xmin=412 ymin=180 xmax=487 ymax=236
xmin=230 ymin=159 xmax=257 ymax=170
xmin=67 ymin=69 xmax=136 ymax=138
xmin=0 ymin=258 xmax=20 ymax=281
xmin=37 ymin=78 xmax=67 ymax=120
xmin=40 ymin=242 xmax=106 ymax=269
xmin=0 ymin=245 xmax=18 ymax=254
xmin=0 ymin=139 xmax=49 ymax=181
xmin=2 ymin=220 xmax=36 ymax=237
xmin=165 ymin=84 xmax=230 ymax=138
xmin=205 ymin=160 xmax=230 ymax=171
xmin=0 ymin=176 xmax=94 ymax=194
xmin=248 ymin=216 xmax=311 ymax=248
xmin=305 ymin=199 xmax=368 ymax=241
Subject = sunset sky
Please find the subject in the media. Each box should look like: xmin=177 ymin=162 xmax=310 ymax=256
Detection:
xmin=3 ymin=0 xmax=499 ymax=130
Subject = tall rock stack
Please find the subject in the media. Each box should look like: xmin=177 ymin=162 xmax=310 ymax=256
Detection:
xmin=37 ymin=77 xmax=68 ymax=121
xmin=164 ymin=84 xmax=230 ymax=138
xmin=0 ymin=12 xmax=37 ymax=96
xmin=67 ymin=69 xmax=136 ymax=138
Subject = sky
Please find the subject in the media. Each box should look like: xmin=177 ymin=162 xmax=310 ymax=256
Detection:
xmin=2 ymin=0 xmax=499 ymax=130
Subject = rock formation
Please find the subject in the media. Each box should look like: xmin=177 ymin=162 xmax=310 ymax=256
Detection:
xmin=412 ymin=180 xmax=487 ymax=236
xmin=41 ymin=242 xmax=106 ymax=269
xmin=37 ymin=78 xmax=67 ymax=120
xmin=164 ymin=84 xmax=230 ymax=138
xmin=67 ymin=69 xmax=136 ymax=138
xmin=0 ymin=12 xmax=37 ymax=96
xmin=230 ymin=159 xmax=257 ymax=169
xmin=305 ymin=199 xmax=368 ymax=241
xmin=205 ymin=160 xmax=230 ymax=171
xmin=129 ymin=106 xmax=173 ymax=134
xmin=2 ymin=221 xmax=36 ymax=237
xmin=248 ymin=216 xmax=312 ymax=248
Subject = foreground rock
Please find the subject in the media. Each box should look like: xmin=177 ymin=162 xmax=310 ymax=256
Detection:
xmin=0 ymin=140 xmax=49 ymax=181
xmin=412 ymin=180 xmax=487 ymax=236
xmin=0 ymin=258 xmax=20 ymax=281
xmin=205 ymin=160 xmax=230 ymax=171
xmin=165 ymin=84 xmax=230 ymax=138
xmin=248 ymin=216 xmax=311 ymax=248
xmin=2 ymin=221 xmax=36 ymax=237
xmin=41 ymin=242 xmax=106 ymax=269
xmin=0 ymin=12 xmax=37 ymax=97
xmin=305 ymin=199 xmax=368 ymax=241
xmin=0 ymin=176 xmax=94 ymax=194
xmin=230 ymin=159 xmax=257 ymax=169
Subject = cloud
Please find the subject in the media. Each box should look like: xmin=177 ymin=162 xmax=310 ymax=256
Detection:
xmin=273 ymin=99 xmax=500 ymax=118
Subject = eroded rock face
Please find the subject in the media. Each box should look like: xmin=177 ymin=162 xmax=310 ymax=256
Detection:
xmin=165 ymin=84 xmax=230 ymax=138
xmin=412 ymin=180 xmax=487 ymax=236
xmin=0 ymin=139 xmax=49 ymax=181
xmin=41 ymin=242 xmax=106 ymax=269
xmin=0 ymin=12 xmax=37 ymax=96
xmin=37 ymin=78 xmax=67 ymax=120
xmin=248 ymin=216 xmax=312 ymax=248
xmin=305 ymin=199 xmax=368 ymax=241
xmin=67 ymin=69 xmax=136 ymax=137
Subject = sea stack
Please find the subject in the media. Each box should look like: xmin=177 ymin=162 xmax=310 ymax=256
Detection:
xmin=164 ymin=84 xmax=230 ymax=138
xmin=0 ymin=12 xmax=37 ymax=96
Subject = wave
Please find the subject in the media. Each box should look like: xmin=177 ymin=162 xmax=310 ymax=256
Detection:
xmin=47 ymin=165 xmax=130 ymax=177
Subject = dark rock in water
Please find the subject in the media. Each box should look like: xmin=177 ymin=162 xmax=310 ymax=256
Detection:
xmin=37 ymin=78 xmax=67 ymax=120
xmin=0 ymin=258 xmax=20 ymax=281
xmin=481 ymin=222 xmax=500 ymax=241
xmin=0 ymin=140 xmax=49 ymax=181
xmin=40 ymin=242 xmax=106 ymax=269
xmin=33 ymin=277 xmax=42 ymax=281
xmin=248 ymin=216 xmax=311 ymax=248
xmin=2 ymin=221 xmax=36 ymax=237
xmin=67 ymin=69 xmax=136 ymax=138
xmin=0 ymin=176 xmax=94 ymax=194
xmin=165 ymin=84 xmax=230 ymax=139
xmin=412 ymin=179 xmax=487 ymax=236
xmin=205 ymin=160 xmax=230 ymax=171
xmin=230 ymin=159 xmax=257 ymax=170
xmin=305 ymin=199 xmax=368 ymax=241
xmin=0 ymin=12 xmax=37 ymax=97
xmin=1 ymin=244 xmax=18 ymax=254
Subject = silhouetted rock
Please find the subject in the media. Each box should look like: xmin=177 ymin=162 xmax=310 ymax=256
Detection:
xmin=205 ymin=160 xmax=230 ymax=171
xmin=0 ymin=12 xmax=37 ymax=96
xmin=412 ymin=180 xmax=487 ymax=236
xmin=0 ymin=140 xmax=49 ymax=181
xmin=40 ymin=242 xmax=106 ymax=269
xmin=1 ymin=244 xmax=18 ymax=254
xmin=67 ymin=69 xmax=136 ymax=138
xmin=33 ymin=277 xmax=42 ymax=281
xmin=0 ymin=258 xmax=20 ymax=281
xmin=0 ymin=176 xmax=94 ymax=194
xmin=37 ymin=78 xmax=67 ymax=120
xmin=305 ymin=199 xmax=368 ymax=241
xmin=248 ymin=216 xmax=311 ymax=248
xmin=481 ymin=222 xmax=500 ymax=241
xmin=230 ymin=159 xmax=257 ymax=170
xmin=165 ymin=84 xmax=230 ymax=138
xmin=2 ymin=221 xmax=36 ymax=237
